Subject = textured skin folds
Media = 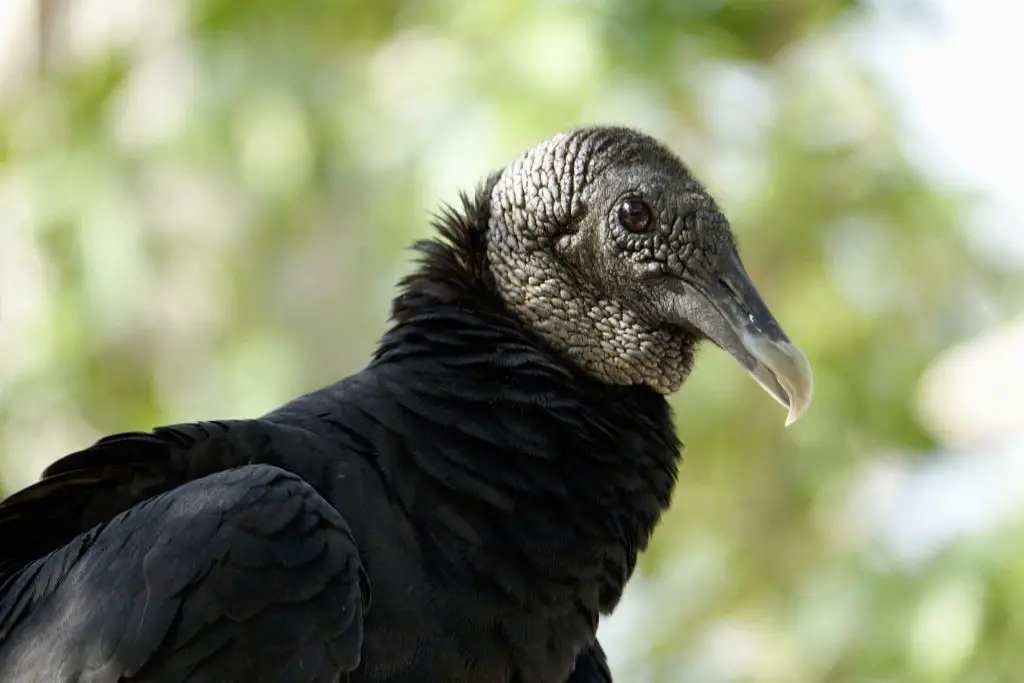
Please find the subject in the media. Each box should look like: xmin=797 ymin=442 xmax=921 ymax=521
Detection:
xmin=487 ymin=127 xmax=734 ymax=393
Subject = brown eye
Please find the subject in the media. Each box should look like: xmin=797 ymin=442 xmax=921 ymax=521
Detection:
xmin=617 ymin=198 xmax=652 ymax=232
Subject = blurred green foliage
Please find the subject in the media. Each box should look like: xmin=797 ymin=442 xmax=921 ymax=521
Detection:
xmin=1 ymin=0 xmax=1021 ymax=681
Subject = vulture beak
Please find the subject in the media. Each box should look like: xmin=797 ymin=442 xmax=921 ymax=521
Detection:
xmin=665 ymin=249 xmax=813 ymax=426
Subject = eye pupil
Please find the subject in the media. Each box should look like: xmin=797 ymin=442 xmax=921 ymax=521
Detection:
xmin=618 ymin=198 xmax=652 ymax=232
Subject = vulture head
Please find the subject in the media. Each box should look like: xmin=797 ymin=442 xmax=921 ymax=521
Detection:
xmin=482 ymin=126 xmax=813 ymax=425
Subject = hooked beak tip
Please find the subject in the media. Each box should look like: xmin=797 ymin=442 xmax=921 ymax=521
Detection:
xmin=741 ymin=329 xmax=814 ymax=427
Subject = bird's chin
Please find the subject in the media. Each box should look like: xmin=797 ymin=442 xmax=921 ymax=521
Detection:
xmin=645 ymin=375 xmax=682 ymax=395
xmin=642 ymin=334 xmax=697 ymax=395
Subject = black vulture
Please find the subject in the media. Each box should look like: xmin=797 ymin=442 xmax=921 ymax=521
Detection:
xmin=0 ymin=126 xmax=812 ymax=682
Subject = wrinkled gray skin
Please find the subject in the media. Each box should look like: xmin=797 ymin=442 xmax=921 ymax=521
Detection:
xmin=487 ymin=128 xmax=712 ymax=393
xmin=486 ymin=126 xmax=813 ymax=421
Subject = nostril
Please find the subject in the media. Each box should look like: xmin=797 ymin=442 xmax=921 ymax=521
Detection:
xmin=718 ymin=276 xmax=753 ymax=320
xmin=717 ymin=277 xmax=737 ymax=298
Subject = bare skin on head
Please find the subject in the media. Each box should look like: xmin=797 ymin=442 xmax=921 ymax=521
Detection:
xmin=486 ymin=126 xmax=813 ymax=425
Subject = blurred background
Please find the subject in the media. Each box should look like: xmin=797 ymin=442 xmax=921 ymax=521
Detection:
xmin=1 ymin=0 xmax=1022 ymax=680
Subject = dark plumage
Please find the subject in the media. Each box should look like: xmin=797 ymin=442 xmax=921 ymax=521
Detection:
xmin=0 ymin=126 xmax=812 ymax=682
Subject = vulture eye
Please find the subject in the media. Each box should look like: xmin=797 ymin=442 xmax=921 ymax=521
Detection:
xmin=617 ymin=198 xmax=653 ymax=232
